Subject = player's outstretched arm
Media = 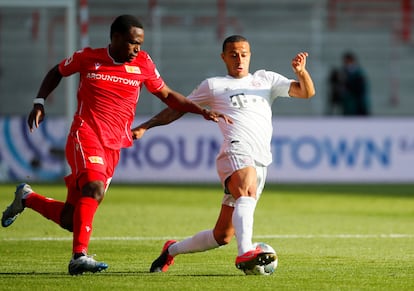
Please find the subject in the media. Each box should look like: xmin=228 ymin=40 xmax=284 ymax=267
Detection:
xmin=28 ymin=65 xmax=63 ymax=132
xmin=153 ymin=85 xmax=232 ymax=123
xmin=131 ymin=107 xmax=185 ymax=140
xmin=288 ymin=52 xmax=316 ymax=99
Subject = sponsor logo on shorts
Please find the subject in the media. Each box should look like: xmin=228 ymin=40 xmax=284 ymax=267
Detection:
xmin=88 ymin=156 xmax=104 ymax=165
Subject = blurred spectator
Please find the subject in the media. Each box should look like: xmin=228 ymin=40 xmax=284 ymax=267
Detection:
xmin=327 ymin=52 xmax=370 ymax=116
xmin=340 ymin=52 xmax=370 ymax=116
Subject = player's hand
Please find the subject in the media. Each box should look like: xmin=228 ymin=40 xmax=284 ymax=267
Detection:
xmin=202 ymin=109 xmax=233 ymax=124
xmin=292 ymin=52 xmax=308 ymax=74
xmin=27 ymin=104 xmax=45 ymax=133
xmin=131 ymin=126 xmax=147 ymax=140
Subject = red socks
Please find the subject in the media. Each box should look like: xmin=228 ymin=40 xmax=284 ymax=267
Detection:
xmin=72 ymin=197 xmax=99 ymax=254
xmin=24 ymin=192 xmax=99 ymax=255
xmin=25 ymin=193 xmax=64 ymax=225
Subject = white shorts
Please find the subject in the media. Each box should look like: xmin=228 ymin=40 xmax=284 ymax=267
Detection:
xmin=216 ymin=141 xmax=267 ymax=207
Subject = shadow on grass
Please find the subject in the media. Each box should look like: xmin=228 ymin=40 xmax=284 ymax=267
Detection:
xmin=0 ymin=271 xmax=240 ymax=277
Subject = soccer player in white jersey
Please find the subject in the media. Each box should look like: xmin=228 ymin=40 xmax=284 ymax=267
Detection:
xmin=132 ymin=35 xmax=315 ymax=273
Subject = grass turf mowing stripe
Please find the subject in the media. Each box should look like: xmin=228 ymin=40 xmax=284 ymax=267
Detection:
xmin=2 ymin=233 xmax=414 ymax=241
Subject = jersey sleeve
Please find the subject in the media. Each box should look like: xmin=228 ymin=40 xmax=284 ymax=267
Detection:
xmin=58 ymin=48 xmax=85 ymax=76
xmin=142 ymin=54 xmax=165 ymax=93
xmin=267 ymin=71 xmax=294 ymax=100
xmin=187 ymin=79 xmax=211 ymax=106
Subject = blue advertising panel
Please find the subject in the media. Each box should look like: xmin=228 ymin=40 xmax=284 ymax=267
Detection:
xmin=1 ymin=116 xmax=413 ymax=183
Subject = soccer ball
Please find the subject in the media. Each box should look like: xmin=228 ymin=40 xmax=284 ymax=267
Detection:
xmin=243 ymin=242 xmax=278 ymax=276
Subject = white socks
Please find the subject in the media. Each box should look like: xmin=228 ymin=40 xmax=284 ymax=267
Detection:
xmin=168 ymin=196 xmax=257 ymax=257
xmin=232 ymin=196 xmax=257 ymax=256
xmin=168 ymin=229 xmax=219 ymax=256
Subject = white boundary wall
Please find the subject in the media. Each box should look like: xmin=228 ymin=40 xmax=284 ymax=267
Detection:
xmin=1 ymin=117 xmax=413 ymax=184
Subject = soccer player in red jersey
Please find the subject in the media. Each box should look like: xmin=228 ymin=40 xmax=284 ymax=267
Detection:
xmin=1 ymin=14 xmax=231 ymax=275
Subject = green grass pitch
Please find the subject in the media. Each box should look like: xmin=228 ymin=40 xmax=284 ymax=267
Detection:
xmin=0 ymin=183 xmax=413 ymax=290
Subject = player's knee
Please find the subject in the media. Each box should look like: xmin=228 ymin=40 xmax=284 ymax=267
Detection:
xmin=60 ymin=204 xmax=74 ymax=232
xmin=81 ymin=181 xmax=105 ymax=203
xmin=60 ymin=221 xmax=73 ymax=232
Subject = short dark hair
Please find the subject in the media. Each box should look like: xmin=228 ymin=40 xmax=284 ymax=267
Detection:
xmin=222 ymin=35 xmax=248 ymax=52
xmin=343 ymin=51 xmax=356 ymax=62
xmin=110 ymin=15 xmax=143 ymax=39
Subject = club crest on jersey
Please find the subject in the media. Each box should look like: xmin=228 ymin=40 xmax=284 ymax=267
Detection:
xmin=88 ymin=156 xmax=104 ymax=165
xmin=125 ymin=65 xmax=141 ymax=74
xmin=252 ymin=80 xmax=262 ymax=87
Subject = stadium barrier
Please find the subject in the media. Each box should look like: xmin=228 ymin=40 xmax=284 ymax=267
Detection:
xmin=0 ymin=116 xmax=413 ymax=183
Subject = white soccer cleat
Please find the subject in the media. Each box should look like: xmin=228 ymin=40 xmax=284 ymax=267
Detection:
xmin=1 ymin=183 xmax=33 ymax=227
xmin=68 ymin=254 xmax=108 ymax=275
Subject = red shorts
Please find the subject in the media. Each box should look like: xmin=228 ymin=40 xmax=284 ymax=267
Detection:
xmin=64 ymin=116 xmax=120 ymax=205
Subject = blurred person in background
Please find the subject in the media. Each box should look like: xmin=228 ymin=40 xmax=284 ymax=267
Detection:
xmin=340 ymin=51 xmax=370 ymax=116
xmin=1 ymin=14 xmax=230 ymax=276
xmin=132 ymin=35 xmax=315 ymax=274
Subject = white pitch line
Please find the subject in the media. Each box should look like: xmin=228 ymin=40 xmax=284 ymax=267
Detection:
xmin=1 ymin=234 xmax=414 ymax=242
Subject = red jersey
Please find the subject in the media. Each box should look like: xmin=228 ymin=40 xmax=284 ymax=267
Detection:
xmin=59 ymin=47 xmax=165 ymax=149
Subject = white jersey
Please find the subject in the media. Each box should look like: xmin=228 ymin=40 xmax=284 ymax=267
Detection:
xmin=188 ymin=69 xmax=293 ymax=166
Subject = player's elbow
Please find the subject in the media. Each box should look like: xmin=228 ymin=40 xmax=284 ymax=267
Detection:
xmin=295 ymin=90 xmax=315 ymax=99
xmin=299 ymin=86 xmax=315 ymax=99
xmin=306 ymin=88 xmax=316 ymax=98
